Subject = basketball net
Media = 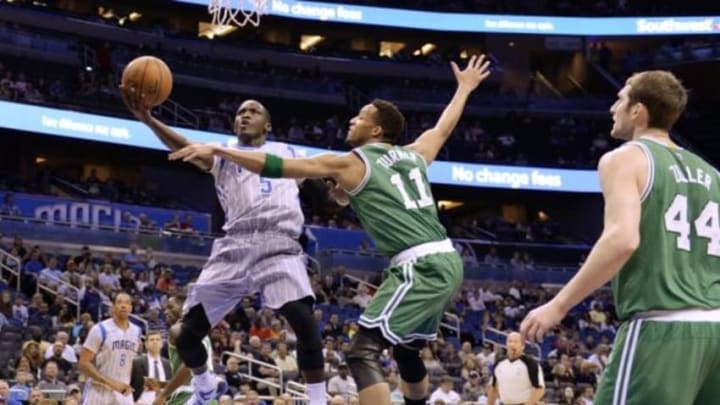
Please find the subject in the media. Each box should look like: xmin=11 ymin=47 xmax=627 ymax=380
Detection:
xmin=208 ymin=0 xmax=268 ymax=28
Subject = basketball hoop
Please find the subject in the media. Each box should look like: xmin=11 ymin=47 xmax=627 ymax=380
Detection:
xmin=208 ymin=0 xmax=268 ymax=28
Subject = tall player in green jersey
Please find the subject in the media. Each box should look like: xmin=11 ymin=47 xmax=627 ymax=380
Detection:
xmin=152 ymin=292 xmax=217 ymax=405
xmin=168 ymin=55 xmax=491 ymax=405
xmin=521 ymin=71 xmax=720 ymax=405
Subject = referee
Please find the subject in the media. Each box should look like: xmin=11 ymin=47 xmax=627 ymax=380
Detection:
xmin=486 ymin=332 xmax=545 ymax=405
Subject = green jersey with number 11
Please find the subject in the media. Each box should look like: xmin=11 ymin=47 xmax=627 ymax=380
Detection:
xmin=615 ymin=137 xmax=720 ymax=321
xmin=346 ymin=143 xmax=448 ymax=257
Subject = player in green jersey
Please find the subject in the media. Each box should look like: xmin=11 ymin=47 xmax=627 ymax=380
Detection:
xmin=167 ymin=55 xmax=491 ymax=405
xmin=521 ymin=70 xmax=720 ymax=405
xmin=152 ymin=292 xmax=218 ymax=405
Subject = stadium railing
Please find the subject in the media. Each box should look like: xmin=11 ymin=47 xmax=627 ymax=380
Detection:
xmin=36 ymin=276 xmax=81 ymax=321
xmin=0 ymin=216 xmax=214 ymax=256
xmin=222 ymin=351 xmax=285 ymax=397
xmin=0 ymin=246 xmax=21 ymax=291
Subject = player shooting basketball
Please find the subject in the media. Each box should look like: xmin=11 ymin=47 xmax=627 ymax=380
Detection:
xmin=120 ymin=87 xmax=328 ymax=405
xmin=169 ymin=55 xmax=491 ymax=405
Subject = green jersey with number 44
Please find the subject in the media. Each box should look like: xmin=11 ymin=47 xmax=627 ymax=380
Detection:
xmin=616 ymin=137 xmax=720 ymax=320
xmin=347 ymin=143 xmax=448 ymax=257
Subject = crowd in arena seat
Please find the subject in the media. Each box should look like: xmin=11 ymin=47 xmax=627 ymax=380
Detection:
xmin=0 ymin=233 xmax=616 ymax=404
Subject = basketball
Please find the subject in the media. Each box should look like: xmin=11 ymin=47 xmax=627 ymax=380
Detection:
xmin=120 ymin=56 xmax=173 ymax=107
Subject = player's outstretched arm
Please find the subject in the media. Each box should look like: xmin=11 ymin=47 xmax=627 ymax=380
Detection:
xmin=520 ymin=145 xmax=647 ymax=342
xmin=119 ymin=85 xmax=213 ymax=171
xmin=407 ymin=54 xmax=491 ymax=164
xmin=169 ymin=145 xmax=364 ymax=190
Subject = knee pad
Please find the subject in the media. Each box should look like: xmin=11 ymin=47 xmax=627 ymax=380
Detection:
xmin=175 ymin=304 xmax=211 ymax=369
xmin=393 ymin=344 xmax=427 ymax=383
xmin=346 ymin=327 xmax=389 ymax=391
xmin=279 ymin=297 xmax=323 ymax=371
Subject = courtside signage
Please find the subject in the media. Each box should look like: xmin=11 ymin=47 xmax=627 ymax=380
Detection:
xmin=175 ymin=0 xmax=720 ymax=36
xmin=0 ymin=100 xmax=600 ymax=193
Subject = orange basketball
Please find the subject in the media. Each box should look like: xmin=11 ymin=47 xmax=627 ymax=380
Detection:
xmin=121 ymin=56 xmax=173 ymax=107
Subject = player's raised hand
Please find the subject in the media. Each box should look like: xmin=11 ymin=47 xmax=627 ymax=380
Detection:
xmin=119 ymin=84 xmax=151 ymax=123
xmin=169 ymin=143 xmax=216 ymax=162
xmin=519 ymin=300 xmax=567 ymax=343
xmin=451 ymin=54 xmax=491 ymax=93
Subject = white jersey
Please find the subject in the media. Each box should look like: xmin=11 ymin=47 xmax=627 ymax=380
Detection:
xmin=211 ymin=140 xmax=304 ymax=238
xmin=82 ymin=318 xmax=141 ymax=404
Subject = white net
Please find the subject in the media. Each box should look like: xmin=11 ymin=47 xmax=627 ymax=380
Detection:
xmin=208 ymin=0 xmax=268 ymax=27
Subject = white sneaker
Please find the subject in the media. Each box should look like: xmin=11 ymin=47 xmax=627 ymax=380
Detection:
xmin=185 ymin=374 xmax=228 ymax=405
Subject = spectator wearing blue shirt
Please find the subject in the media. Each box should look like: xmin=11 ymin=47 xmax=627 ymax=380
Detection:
xmin=8 ymin=371 xmax=30 ymax=403
xmin=38 ymin=257 xmax=63 ymax=289
xmin=123 ymin=243 xmax=145 ymax=272
xmin=0 ymin=379 xmax=22 ymax=405
xmin=22 ymin=251 xmax=43 ymax=275
xmin=0 ymin=193 xmax=22 ymax=218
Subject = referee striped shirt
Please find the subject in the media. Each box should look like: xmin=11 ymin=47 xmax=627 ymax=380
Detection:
xmin=490 ymin=355 xmax=544 ymax=405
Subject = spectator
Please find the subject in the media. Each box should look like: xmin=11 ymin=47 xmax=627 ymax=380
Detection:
xmin=145 ymin=308 xmax=166 ymax=336
xmin=421 ymin=347 xmax=445 ymax=375
xmin=123 ymin=243 xmax=143 ymax=271
xmin=42 ymin=343 xmax=73 ymax=379
xmin=578 ymin=385 xmax=595 ymax=405
xmin=38 ymin=258 xmax=63 ymax=289
xmin=36 ymin=361 xmax=67 ymax=401
xmin=558 ymin=386 xmax=576 ymax=405
xmin=0 ymin=193 xmax=22 ymax=218
xmin=0 ymin=291 xmax=11 ymax=319
xmin=97 ymin=264 xmax=120 ymax=291
xmin=428 ymin=376 xmax=461 ymax=405
xmin=272 ymin=342 xmax=298 ymax=381
xmin=27 ymin=388 xmax=43 ymax=405
xmin=245 ymin=390 xmax=267 ymax=405
xmin=352 ymin=284 xmax=372 ymax=308
xmin=326 ymin=363 xmax=357 ymax=400
xmin=457 ymin=341 xmax=474 ymax=363
xmin=462 ymin=370 xmax=485 ymax=402
xmin=28 ymin=302 xmax=51 ymax=333
xmin=0 ymin=379 xmax=22 ymax=405
xmin=250 ymin=343 xmax=279 ymax=395
xmin=155 ymin=270 xmax=176 ymax=293
xmin=475 ymin=343 xmax=495 ymax=368
xmin=9 ymin=371 xmax=31 ymax=403
xmin=249 ymin=317 xmax=272 ymax=341
xmin=587 ymin=343 xmax=609 ymax=372
xmin=45 ymin=332 xmax=75 ymax=359
xmin=11 ymin=296 xmax=28 ymax=324
xmin=224 ymin=356 xmax=243 ymax=393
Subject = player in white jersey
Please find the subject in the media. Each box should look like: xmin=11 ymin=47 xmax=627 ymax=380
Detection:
xmin=79 ymin=292 xmax=142 ymax=405
xmin=121 ymin=89 xmax=327 ymax=405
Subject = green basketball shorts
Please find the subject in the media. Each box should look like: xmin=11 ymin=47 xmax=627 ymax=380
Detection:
xmin=358 ymin=239 xmax=463 ymax=345
xmin=595 ymin=310 xmax=720 ymax=405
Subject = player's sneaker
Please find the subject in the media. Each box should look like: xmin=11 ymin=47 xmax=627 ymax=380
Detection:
xmin=185 ymin=373 xmax=228 ymax=405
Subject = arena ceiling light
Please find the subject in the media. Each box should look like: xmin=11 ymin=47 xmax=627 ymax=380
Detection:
xmin=300 ymin=35 xmax=325 ymax=51
xmin=379 ymin=41 xmax=406 ymax=58
xmin=198 ymin=21 xmax=238 ymax=39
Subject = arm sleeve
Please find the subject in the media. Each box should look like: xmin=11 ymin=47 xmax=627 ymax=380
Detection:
xmin=522 ymin=356 xmax=543 ymax=388
xmin=83 ymin=324 xmax=103 ymax=354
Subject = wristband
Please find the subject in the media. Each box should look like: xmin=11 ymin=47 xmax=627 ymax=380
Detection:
xmin=261 ymin=153 xmax=284 ymax=178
